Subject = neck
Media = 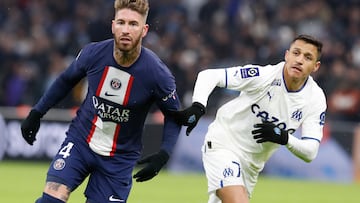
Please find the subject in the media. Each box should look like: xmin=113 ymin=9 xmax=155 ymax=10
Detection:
xmin=283 ymin=69 xmax=308 ymax=91
xmin=113 ymin=45 xmax=141 ymax=67
xmin=284 ymin=77 xmax=306 ymax=91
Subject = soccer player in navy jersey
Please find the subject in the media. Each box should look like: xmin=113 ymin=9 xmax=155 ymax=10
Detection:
xmin=21 ymin=0 xmax=181 ymax=202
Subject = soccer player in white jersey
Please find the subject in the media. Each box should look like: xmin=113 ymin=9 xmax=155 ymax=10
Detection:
xmin=171 ymin=34 xmax=326 ymax=203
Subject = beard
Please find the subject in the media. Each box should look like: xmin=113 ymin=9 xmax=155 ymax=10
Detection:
xmin=114 ymin=33 xmax=142 ymax=53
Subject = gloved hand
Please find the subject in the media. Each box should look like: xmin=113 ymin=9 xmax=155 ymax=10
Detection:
xmin=252 ymin=120 xmax=289 ymax=145
xmin=133 ymin=150 xmax=169 ymax=182
xmin=169 ymin=102 xmax=206 ymax=136
xmin=21 ymin=109 xmax=43 ymax=145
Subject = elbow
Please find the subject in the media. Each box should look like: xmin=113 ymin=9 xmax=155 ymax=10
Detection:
xmin=197 ymin=69 xmax=212 ymax=78
xmin=302 ymin=157 xmax=313 ymax=163
xmin=287 ymin=136 xmax=320 ymax=163
xmin=301 ymin=151 xmax=318 ymax=163
xmin=198 ymin=69 xmax=221 ymax=79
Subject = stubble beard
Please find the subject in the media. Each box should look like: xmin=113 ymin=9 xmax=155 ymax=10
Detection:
xmin=114 ymin=34 xmax=142 ymax=65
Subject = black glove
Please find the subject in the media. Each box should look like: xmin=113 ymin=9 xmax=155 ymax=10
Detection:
xmin=252 ymin=120 xmax=289 ymax=145
xmin=169 ymin=102 xmax=206 ymax=136
xmin=133 ymin=150 xmax=169 ymax=182
xmin=21 ymin=109 xmax=43 ymax=145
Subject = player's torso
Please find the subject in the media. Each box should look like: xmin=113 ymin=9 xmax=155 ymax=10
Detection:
xmin=71 ymin=44 xmax=162 ymax=155
xmin=208 ymin=65 xmax=311 ymax=160
xmin=85 ymin=61 xmax=154 ymax=122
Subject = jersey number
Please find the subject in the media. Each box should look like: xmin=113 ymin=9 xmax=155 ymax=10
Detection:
xmin=59 ymin=142 xmax=74 ymax=159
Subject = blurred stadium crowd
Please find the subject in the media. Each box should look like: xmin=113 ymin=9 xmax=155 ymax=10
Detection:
xmin=0 ymin=0 xmax=359 ymax=123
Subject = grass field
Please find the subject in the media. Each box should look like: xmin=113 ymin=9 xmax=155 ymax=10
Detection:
xmin=0 ymin=160 xmax=359 ymax=203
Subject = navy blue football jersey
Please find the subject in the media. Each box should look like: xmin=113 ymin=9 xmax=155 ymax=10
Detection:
xmin=34 ymin=39 xmax=181 ymax=156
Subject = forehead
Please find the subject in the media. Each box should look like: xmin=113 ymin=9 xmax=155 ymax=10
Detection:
xmin=290 ymin=40 xmax=319 ymax=57
xmin=114 ymin=8 xmax=145 ymax=22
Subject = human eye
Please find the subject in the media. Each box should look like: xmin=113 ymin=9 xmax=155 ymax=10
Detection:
xmin=115 ymin=20 xmax=125 ymax=25
xmin=304 ymin=54 xmax=313 ymax=61
xmin=129 ymin=21 xmax=139 ymax=27
xmin=292 ymin=50 xmax=300 ymax=56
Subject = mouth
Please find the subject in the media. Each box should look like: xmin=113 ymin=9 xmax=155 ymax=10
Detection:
xmin=291 ymin=65 xmax=302 ymax=73
xmin=119 ymin=37 xmax=131 ymax=44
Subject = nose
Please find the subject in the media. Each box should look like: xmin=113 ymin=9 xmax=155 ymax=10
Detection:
xmin=296 ymin=55 xmax=304 ymax=64
xmin=121 ymin=24 xmax=130 ymax=34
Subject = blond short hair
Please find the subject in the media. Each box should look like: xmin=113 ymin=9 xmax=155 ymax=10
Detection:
xmin=114 ymin=0 xmax=149 ymax=20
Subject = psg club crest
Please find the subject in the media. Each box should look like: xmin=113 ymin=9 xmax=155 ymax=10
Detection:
xmin=110 ymin=78 xmax=121 ymax=90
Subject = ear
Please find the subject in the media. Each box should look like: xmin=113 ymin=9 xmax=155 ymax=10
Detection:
xmin=111 ymin=20 xmax=115 ymax=34
xmin=312 ymin=61 xmax=321 ymax=73
xmin=142 ymin=24 xmax=149 ymax=38
xmin=284 ymin=50 xmax=289 ymax=61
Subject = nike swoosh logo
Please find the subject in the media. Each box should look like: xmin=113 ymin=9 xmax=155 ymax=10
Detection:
xmin=109 ymin=195 xmax=125 ymax=202
xmin=105 ymin=92 xmax=119 ymax=97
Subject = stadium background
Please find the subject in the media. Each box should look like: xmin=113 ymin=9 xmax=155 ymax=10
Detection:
xmin=0 ymin=0 xmax=359 ymax=184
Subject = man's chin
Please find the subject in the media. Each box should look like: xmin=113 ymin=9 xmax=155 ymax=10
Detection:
xmin=120 ymin=43 xmax=131 ymax=48
xmin=115 ymin=41 xmax=133 ymax=51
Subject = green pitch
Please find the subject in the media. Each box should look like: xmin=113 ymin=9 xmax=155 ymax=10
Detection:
xmin=0 ymin=160 xmax=358 ymax=202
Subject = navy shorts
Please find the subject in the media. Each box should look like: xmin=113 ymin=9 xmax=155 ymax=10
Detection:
xmin=46 ymin=136 xmax=139 ymax=203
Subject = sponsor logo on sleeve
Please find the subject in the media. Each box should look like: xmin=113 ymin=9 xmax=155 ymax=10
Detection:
xmin=240 ymin=67 xmax=259 ymax=78
xmin=319 ymin=112 xmax=326 ymax=126
xmin=162 ymin=89 xmax=177 ymax=101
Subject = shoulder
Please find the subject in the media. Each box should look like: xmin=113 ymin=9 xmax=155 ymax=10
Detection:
xmin=238 ymin=61 xmax=283 ymax=77
xmin=308 ymin=76 xmax=325 ymax=97
xmin=75 ymin=39 xmax=113 ymax=66
xmin=76 ymin=39 xmax=113 ymax=60
xmin=140 ymin=47 xmax=173 ymax=75
xmin=306 ymin=76 xmax=327 ymax=106
xmin=82 ymin=39 xmax=113 ymax=55
xmin=236 ymin=62 xmax=283 ymax=83
xmin=260 ymin=61 xmax=284 ymax=73
xmin=140 ymin=47 xmax=164 ymax=66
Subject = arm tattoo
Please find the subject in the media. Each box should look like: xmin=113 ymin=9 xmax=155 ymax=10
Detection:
xmin=45 ymin=182 xmax=71 ymax=201
xmin=47 ymin=182 xmax=62 ymax=191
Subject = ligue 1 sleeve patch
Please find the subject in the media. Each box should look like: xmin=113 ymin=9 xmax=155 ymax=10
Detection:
xmin=240 ymin=67 xmax=259 ymax=78
xmin=53 ymin=158 xmax=66 ymax=170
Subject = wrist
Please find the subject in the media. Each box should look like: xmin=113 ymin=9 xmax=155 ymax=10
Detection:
xmin=158 ymin=150 xmax=169 ymax=164
xmin=280 ymin=129 xmax=289 ymax=145
xmin=29 ymin=109 xmax=44 ymax=119
xmin=192 ymin=102 xmax=206 ymax=115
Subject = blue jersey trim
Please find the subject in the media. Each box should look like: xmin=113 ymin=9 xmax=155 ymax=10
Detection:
xmin=301 ymin=136 xmax=320 ymax=143
xmin=282 ymin=67 xmax=308 ymax=93
xmin=225 ymin=69 xmax=228 ymax=88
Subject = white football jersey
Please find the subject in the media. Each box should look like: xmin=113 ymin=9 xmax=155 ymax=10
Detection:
xmin=194 ymin=61 xmax=327 ymax=171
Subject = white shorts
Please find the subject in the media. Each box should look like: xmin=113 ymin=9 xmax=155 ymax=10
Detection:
xmin=202 ymin=141 xmax=258 ymax=198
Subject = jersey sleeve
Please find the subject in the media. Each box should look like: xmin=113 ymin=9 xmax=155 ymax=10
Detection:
xmin=225 ymin=64 xmax=278 ymax=91
xmin=286 ymin=89 xmax=326 ymax=162
xmin=153 ymin=61 xmax=182 ymax=155
xmin=192 ymin=63 xmax=278 ymax=106
xmin=301 ymin=89 xmax=327 ymax=142
xmin=33 ymin=46 xmax=90 ymax=114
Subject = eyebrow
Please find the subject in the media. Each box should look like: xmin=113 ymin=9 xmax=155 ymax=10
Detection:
xmin=292 ymin=47 xmax=315 ymax=58
xmin=114 ymin=18 xmax=139 ymax=23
